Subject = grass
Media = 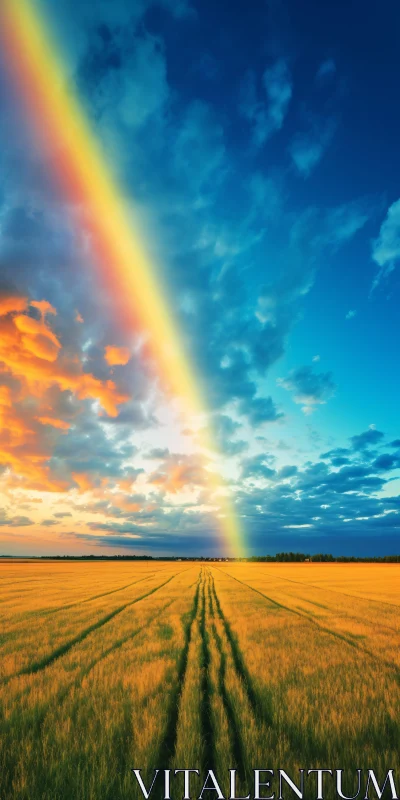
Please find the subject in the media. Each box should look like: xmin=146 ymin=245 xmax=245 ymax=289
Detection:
xmin=0 ymin=561 xmax=399 ymax=799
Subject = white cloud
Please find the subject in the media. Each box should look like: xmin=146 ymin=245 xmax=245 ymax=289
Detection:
xmin=239 ymin=59 xmax=292 ymax=148
xmin=371 ymin=198 xmax=400 ymax=291
xmin=289 ymin=117 xmax=337 ymax=177
xmin=263 ymin=60 xmax=293 ymax=131
xmin=316 ymin=59 xmax=336 ymax=82
xmin=345 ymin=309 xmax=357 ymax=319
xmin=277 ymin=365 xmax=336 ymax=415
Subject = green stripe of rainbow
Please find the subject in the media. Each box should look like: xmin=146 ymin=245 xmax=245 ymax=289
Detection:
xmin=1 ymin=0 xmax=246 ymax=557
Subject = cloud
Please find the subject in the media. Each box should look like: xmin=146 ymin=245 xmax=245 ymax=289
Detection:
xmin=241 ymin=454 xmax=276 ymax=482
xmin=104 ymin=345 xmax=131 ymax=366
xmin=321 ymin=447 xmax=351 ymax=467
xmin=263 ymin=60 xmax=293 ymax=132
xmin=0 ymin=297 xmax=128 ymax=415
xmin=148 ymin=452 xmax=210 ymax=494
xmin=323 ymin=202 xmax=370 ymax=246
xmin=0 ymin=10 xmax=372 ymax=443
xmin=350 ymin=427 xmax=384 ymax=451
xmin=0 ymin=510 xmax=34 ymax=527
xmin=0 ymin=292 xmax=131 ymax=491
xmin=0 ymin=0 xmax=389 ymax=556
xmin=36 ymin=0 xmax=194 ymax=77
xmin=345 ymin=309 xmax=357 ymax=319
xmin=278 ymin=365 xmax=336 ymax=414
xmin=371 ymin=198 xmax=400 ymax=291
xmin=87 ymin=522 xmax=143 ymax=536
xmin=289 ymin=117 xmax=337 ymax=177
xmin=91 ymin=30 xmax=170 ymax=135
xmin=278 ymin=465 xmax=298 ymax=479
xmin=237 ymin=396 xmax=283 ymax=427
xmin=315 ymin=59 xmax=336 ymax=82
xmin=210 ymin=414 xmax=248 ymax=457
xmin=146 ymin=447 xmax=171 ymax=460
xmin=239 ymin=59 xmax=292 ymax=148
xmin=372 ymin=453 xmax=399 ymax=471
xmin=173 ymin=100 xmax=226 ymax=191
xmin=234 ymin=426 xmax=400 ymax=549
xmin=0 ymin=294 xmax=28 ymax=315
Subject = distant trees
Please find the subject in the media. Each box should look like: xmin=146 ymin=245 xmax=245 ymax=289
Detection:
xmin=5 ymin=552 xmax=400 ymax=563
xmin=248 ymin=553 xmax=400 ymax=563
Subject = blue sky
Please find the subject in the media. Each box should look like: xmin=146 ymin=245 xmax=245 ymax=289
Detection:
xmin=0 ymin=0 xmax=399 ymax=556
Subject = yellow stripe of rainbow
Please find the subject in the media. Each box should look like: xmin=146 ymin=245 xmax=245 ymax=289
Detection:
xmin=1 ymin=0 xmax=246 ymax=557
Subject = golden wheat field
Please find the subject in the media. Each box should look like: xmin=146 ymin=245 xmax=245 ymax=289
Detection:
xmin=0 ymin=560 xmax=399 ymax=800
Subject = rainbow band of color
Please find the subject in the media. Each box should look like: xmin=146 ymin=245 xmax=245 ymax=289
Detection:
xmin=1 ymin=0 xmax=246 ymax=556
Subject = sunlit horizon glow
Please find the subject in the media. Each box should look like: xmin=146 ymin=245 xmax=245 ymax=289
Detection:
xmin=0 ymin=0 xmax=246 ymax=556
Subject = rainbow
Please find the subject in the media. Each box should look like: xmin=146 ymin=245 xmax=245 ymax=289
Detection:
xmin=1 ymin=0 xmax=246 ymax=556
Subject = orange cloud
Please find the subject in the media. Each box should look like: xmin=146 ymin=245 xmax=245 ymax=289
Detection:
xmin=0 ymin=302 xmax=128 ymax=416
xmin=149 ymin=454 xmax=208 ymax=494
xmin=104 ymin=345 xmax=130 ymax=366
xmin=37 ymin=416 xmax=70 ymax=430
xmin=0 ymin=293 xmax=130 ymax=491
xmin=30 ymin=299 xmax=56 ymax=317
xmin=0 ymin=295 xmax=28 ymax=315
xmin=0 ymin=386 xmax=12 ymax=407
xmin=72 ymin=473 xmax=95 ymax=492
xmin=13 ymin=313 xmax=61 ymax=362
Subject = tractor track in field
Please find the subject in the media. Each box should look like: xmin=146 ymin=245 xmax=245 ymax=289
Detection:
xmin=206 ymin=573 xmax=247 ymax=780
xmin=209 ymin=570 xmax=339 ymax=764
xmin=0 ymin=573 xmax=199 ymax=732
xmin=156 ymin=568 xmax=216 ymax=776
xmin=198 ymin=576 xmax=215 ymax=769
xmin=28 ymin=572 xmax=160 ymax=616
xmin=1 ymin=568 xmax=172 ymax=622
xmin=258 ymin=568 xmax=400 ymax=610
xmin=2 ymin=569 xmax=193 ymax=683
xmin=0 ymin=575 xmax=158 ymax=636
xmin=0 ymin=575 xmax=199 ymax=800
xmin=209 ymin=572 xmax=265 ymax=720
xmin=154 ymin=571 xmax=203 ymax=768
xmin=19 ymin=575 xmax=177 ymax=676
xmin=215 ymin=568 xmax=400 ymax=682
xmin=253 ymin=569 xmax=400 ymax=634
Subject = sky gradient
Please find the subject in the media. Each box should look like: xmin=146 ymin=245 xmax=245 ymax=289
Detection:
xmin=0 ymin=0 xmax=399 ymax=557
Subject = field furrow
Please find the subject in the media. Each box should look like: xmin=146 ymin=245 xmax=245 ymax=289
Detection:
xmin=0 ymin=566 xmax=198 ymax=800
xmin=218 ymin=567 xmax=400 ymax=672
xmin=0 ymin=560 xmax=399 ymax=800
